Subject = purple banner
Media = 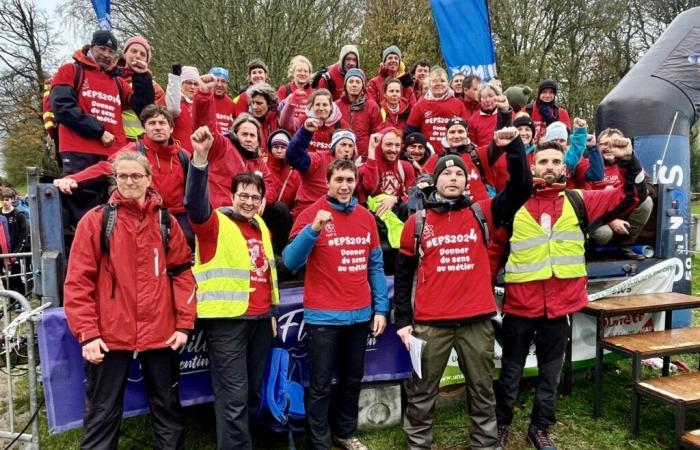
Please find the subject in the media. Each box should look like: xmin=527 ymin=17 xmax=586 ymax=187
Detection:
xmin=38 ymin=280 xmax=411 ymax=434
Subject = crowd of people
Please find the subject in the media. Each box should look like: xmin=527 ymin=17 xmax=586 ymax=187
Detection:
xmin=53 ymin=30 xmax=651 ymax=450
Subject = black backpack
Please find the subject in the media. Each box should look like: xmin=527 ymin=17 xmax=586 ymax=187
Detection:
xmin=101 ymin=203 xmax=172 ymax=255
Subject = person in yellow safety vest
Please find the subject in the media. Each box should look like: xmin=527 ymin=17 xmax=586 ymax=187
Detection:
xmin=491 ymin=134 xmax=648 ymax=450
xmin=185 ymin=125 xmax=279 ymax=450
xmin=118 ymin=36 xmax=166 ymax=141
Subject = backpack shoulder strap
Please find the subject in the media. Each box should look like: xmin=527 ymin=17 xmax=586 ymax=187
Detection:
xmin=159 ymin=207 xmax=171 ymax=253
xmin=563 ymin=189 xmax=588 ymax=235
xmin=73 ymin=63 xmax=84 ymax=93
xmin=177 ymin=149 xmax=189 ymax=180
xmin=135 ymin=139 xmax=146 ymax=155
xmin=414 ymin=208 xmax=426 ymax=258
xmin=101 ymin=203 xmax=117 ymax=254
xmin=467 ymin=145 xmax=488 ymax=184
xmin=469 ymin=201 xmax=490 ymax=246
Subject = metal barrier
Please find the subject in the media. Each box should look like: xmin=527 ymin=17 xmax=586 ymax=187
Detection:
xmin=0 ymin=290 xmax=44 ymax=450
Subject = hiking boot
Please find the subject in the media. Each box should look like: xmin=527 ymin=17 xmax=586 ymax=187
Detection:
xmin=333 ymin=435 xmax=368 ymax=450
xmin=496 ymin=425 xmax=509 ymax=449
xmin=527 ymin=424 xmax=556 ymax=450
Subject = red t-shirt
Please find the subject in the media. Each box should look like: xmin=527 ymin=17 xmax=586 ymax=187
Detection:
xmin=400 ymin=204 xmax=497 ymax=321
xmin=192 ymin=212 xmax=271 ymax=316
xmin=406 ymin=97 xmax=469 ymax=155
xmin=290 ymin=197 xmax=380 ymax=311
xmin=213 ymin=94 xmax=236 ymax=134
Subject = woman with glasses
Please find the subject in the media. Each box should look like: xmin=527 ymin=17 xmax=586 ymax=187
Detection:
xmin=64 ymin=150 xmax=196 ymax=450
xmin=185 ymin=126 xmax=280 ymax=450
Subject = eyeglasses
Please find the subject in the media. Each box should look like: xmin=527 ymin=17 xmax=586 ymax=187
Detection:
xmin=115 ymin=173 xmax=148 ymax=182
xmin=235 ymin=192 xmax=263 ymax=204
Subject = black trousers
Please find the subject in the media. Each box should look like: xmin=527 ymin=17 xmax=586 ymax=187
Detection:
xmin=494 ymin=315 xmax=569 ymax=429
xmin=262 ymin=201 xmax=293 ymax=255
xmin=306 ymin=322 xmax=370 ymax=450
xmin=202 ymin=318 xmax=273 ymax=450
xmin=61 ymin=152 xmax=109 ymax=229
xmin=81 ymin=348 xmax=184 ymax=450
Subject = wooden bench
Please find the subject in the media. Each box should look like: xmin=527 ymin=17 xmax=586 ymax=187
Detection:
xmin=635 ymin=372 xmax=700 ymax=449
xmin=681 ymin=428 xmax=700 ymax=449
xmin=578 ymin=292 xmax=700 ymax=418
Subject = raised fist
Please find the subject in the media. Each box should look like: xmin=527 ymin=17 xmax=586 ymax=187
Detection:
xmin=304 ymin=118 xmax=320 ymax=133
xmin=573 ymin=117 xmax=587 ymax=129
xmin=191 ymin=126 xmax=214 ymax=165
xmin=311 ymin=209 xmax=332 ymax=232
xmin=493 ymin=127 xmax=520 ymax=147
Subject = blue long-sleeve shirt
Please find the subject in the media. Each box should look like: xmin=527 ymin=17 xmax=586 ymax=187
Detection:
xmin=282 ymin=197 xmax=389 ymax=325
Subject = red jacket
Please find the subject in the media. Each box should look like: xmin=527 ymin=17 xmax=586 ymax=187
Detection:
xmin=422 ymin=146 xmax=491 ymax=201
xmin=494 ymin=157 xmax=646 ymax=318
xmin=255 ymin=111 xmax=280 ymax=157
xmin=213 ymin=93 xmax=236 ymax=134
xmin=268 ymin=156 xmax=300 ymax=208
xmin=277 ymin=83 xmax=313 ymax=122
xmin=524 ymin=101 xmax=572 ymax=144
xmin=373 ymin=131 xmax=416 ymax=201
xmin=172 ymin=99 xmax=194 ymax=153
xmin=70 ymin=136 xmax=189 ymax=214
xmin=380 ymin=98 xmax=411 ymax=131
xmin=335 ymin=96 xmax=382 ymax=158
xmin=463 ymin=98 xmax=480 ymax=120
xmin=367 ymin=64 xmax=416 ymax=107
xmin=280 ymin=102 xmax=349 ymax=153
xmin=317 ymin=63 xmax=346 ymax=101
xmin=64 ymin=189 xmax=196 ymax=350
xmin=232 ymin=90 xmax=250 ymax=117
xmin=51 ymin=48 xmax=137 ymax=157
xmin=406 ymin=94 xmax=469 ymax=155
xmin=192 ymin=92 xmax=248 ymax=208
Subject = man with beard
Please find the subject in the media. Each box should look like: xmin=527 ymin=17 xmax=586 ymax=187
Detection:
xmin=493 ymin=137 xmax=646 ymax=450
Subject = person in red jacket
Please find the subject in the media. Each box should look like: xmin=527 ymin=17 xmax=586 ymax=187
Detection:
xmin=64 ymin=150 xmax=195 ymax=450
xmin=405 ymin=66 xmax=469 ymax=155
xmin=492 ymin=138 xmax=647 ymax=450
xmin=367 ymin=45 xmax=416 ymax=107
xmin=335 ymin=68 xmax=382 ymax=157
xmin=118 ymin=35 xmax=166 ymax=141
xmin=286 ymin=125 xmax=378 ymax=218
xmin=316 ymin=44 xmax=360 ymax=101
xmin=462 ymin=75 xmax=482 ymax=119
xmin=588 ymin=128 xmax=653 ymax=259
xmin=233 ymin=59 xmax=270 ymax=116
xmin=50 ymin=30 xmax=155 ymax=225
xmin=468 ymin=84 xmax=513 ymax=147
xmin=401 ymin=132 xmax=434 ymax=174
xmin=266 ymin=129 xmax=299 ymax=209
xmin=53 ymin=104 xmax=194 ymax=247
xmin=278 ymin=55 xmax=314 ymax=122
xmin=393 ymin=128 xmax=532 ymax=450
xmin=166 ymin=65 xmax=199 ymax=153
xmin=369 ymin=128 xmax=416 ymax=212
xmin=380 ymin=77 xmax=411 ymax=131
xmin=523 ymin=79 xmax=572 ymax=144
xmin=409 ymin=59 xmax=431 ymax=100
xmin=209 ymin=67 xmax=236 ymax=134
xmin=422 ymin=118 xmax=492 ymax=201
xmin=280 ymin=88 xmax=350 ymax=153
xmin=246 ymin=83 xmax=279 ymax=156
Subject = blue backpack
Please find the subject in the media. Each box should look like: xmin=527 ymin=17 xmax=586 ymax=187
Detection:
xmin=259 ymin=347 xmax=305 ymax=449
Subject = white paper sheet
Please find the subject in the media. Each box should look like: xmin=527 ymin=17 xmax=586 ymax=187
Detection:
xmin=408 ymin=335 xmax=426 ymax=379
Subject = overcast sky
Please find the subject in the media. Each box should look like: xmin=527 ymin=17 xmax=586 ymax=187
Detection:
xmin=36 ymin=0 xmax=90 ymax=62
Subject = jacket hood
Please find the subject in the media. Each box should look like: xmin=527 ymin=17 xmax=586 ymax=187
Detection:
xmin=381 ymin=96 xmax=410 ymax=115
xmin=228 ymin=133 xmax=260 ymax=160
xmin=141 ymin=135 xmax=180 ymax=159
xmin=419 ymin=186 xmax=473 ymax=212
xmin=339 ymin=45 xmax=360 ymax=74
xmin=532 ymin=178 xmax=567 ymax=197
xmin=73 ymin=45 xmax=119 ymax=73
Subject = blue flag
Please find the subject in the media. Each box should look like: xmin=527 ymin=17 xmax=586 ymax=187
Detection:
xmin=430 ymin=0 xmax=497 ymax=80
xmin=90 ymin=0 xmax=112 ymax=30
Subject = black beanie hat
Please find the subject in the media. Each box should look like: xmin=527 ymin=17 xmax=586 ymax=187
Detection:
xmin=91 ymin=30 xmax=118 ymax=51
xmin=538 ymin=79 xmax=558 ymax=96
xmin=446 ymin=117 xmax=468 ymax=133
xmin=433 ymin=154 xmax=468 ymax=185
xmin=404 ymin=132 xmax=427 ymax=147
xmin=513 ymin=115 xmax=536 ymax=135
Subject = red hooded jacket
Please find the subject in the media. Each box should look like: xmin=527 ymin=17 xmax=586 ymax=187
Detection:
xmin=372 ymin=130 xmax=416 ymax=201
xmin=335 ymin=95 xmax=382 ymax=158
xmin=64 ymin=189 xmax=196 ymax=349
xmin=367 ymin=64 xmax=416 ymax=107
xmin=380 ymin=97 xmax=411 ymax=132
xmin=317 ymin=63 xmax=346 ymax=101
xmin=70 ymin=136 xmax=189 ymax=214
xmin=268 ymin=156 xmax=301 ymax=208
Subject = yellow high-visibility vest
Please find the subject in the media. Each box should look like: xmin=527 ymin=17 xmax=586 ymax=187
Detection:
xmin=193 ymin=210 xmax=279 ymax=318
xmin=504 ymin=191 xmax=587 ymax=283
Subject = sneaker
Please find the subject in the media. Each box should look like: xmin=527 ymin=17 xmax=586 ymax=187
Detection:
xmin=496 ymin=425 xmax=509 ymax=449
xmin=527 ymin=424 xmax=556 ymax=450
xmin=619 ymin=246 xmax=645 ymax=260
xmin=333 ymin=435 xmax=368 ymax=450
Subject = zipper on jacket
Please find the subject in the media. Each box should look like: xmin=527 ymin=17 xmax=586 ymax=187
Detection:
xmin=154 ymin=248 xmax=159 ymax=277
